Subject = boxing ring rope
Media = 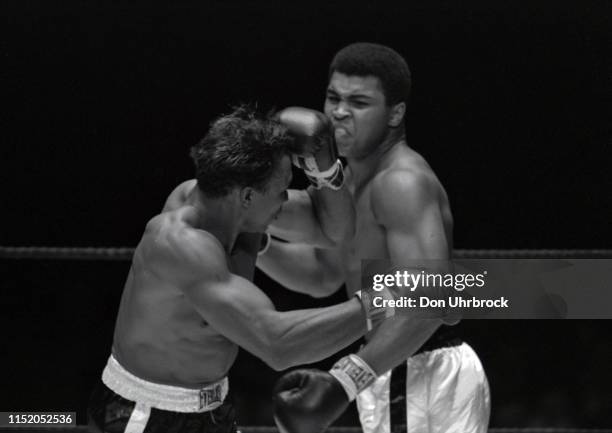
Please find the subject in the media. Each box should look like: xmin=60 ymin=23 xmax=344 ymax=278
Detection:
xmin=241 ymin=429 xmax=612 ymax=433
xmin=1 ymin=246 xmax=611 ymax=260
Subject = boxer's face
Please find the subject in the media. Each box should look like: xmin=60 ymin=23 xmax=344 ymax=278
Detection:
xmin=324 ymin=72 xmax=394 ymax=159
xmin=243 ymin=154 xmax=292 ymax=231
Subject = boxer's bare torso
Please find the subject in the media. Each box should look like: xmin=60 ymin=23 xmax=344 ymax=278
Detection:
xmin=112 ymin=181 xmax=239 ymax=388
xmin=338 ymin=142 xmax=453 ymax=294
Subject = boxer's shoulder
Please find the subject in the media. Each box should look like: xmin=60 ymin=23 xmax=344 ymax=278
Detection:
xmin=369 ymin=166 xmax=439 ymax=227
xmin=168 ymin=227 xmax=226 ymax=270
xmin=372 ymin=166 xmax=434 ymax=204
xmin=139 ymin=212 xmax=228 ymax=282
xmin=163 ymin=179 xmax=197 ymax=211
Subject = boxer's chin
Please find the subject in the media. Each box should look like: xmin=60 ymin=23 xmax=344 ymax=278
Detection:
xmin=336 ymin=139 xmax=353 ymax=157
xmin=334 ymin=128 xmax=350 ymax=141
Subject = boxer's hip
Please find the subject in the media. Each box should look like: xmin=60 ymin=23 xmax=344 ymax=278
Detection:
xmin=102 ymin=354 xmax=229 ymax=413
xmin=357 ymin=343 xmax=490 ymax=433
xmin=88 ymin=355 xmax=235 ymax=433
xmin=413 ymin=324 xmax=462 ymax=356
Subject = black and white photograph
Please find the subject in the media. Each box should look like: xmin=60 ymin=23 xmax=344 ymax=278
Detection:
xmin=2 ymin=1 xmax=612 ymax=432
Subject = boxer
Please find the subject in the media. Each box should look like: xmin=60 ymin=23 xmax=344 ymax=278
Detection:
xmin=260 ymin=43 xmax=491 ymax=433
xmin=88 ymin=105 xmax=416 ymax=433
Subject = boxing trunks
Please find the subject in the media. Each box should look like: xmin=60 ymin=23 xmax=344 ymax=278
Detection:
xmin=356 ymin=331 xmax=490 ymax=433
xmin=88 ymin=355 xmax=236 ymax=433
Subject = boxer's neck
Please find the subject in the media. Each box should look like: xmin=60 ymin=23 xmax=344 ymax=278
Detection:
xmin=189 ymin=188 xmax=241 ymax=253
xmin=347 ymin=129 xmax=406 ymax=189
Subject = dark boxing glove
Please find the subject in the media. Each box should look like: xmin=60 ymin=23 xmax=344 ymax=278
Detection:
xmin=277 ymin=107 xmax=344 ymax=190
xmin=273 ymin=355 xmax=377 ymax=433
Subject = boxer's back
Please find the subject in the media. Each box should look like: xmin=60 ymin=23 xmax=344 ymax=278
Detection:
xmin=342 ymin=142 xmax=453 ymax=293
xmin=112 ymin=207 xmax=238 ymax=389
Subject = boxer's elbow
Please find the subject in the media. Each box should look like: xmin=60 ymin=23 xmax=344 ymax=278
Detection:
xmin=324 ymin=226 xmax=354 ymax=248
xmin=266 ymin=349 xmax=308 ymax=371
xmin=309 ymin=252 xmax=344 ymax=298
xmin=266 ymin=356 xmax=291 ymax=372
xmin=322 ymin=215 xmax=355 ymax=248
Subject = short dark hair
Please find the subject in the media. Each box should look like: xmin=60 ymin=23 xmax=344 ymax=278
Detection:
xmin=190 ymin=105 xmax=296 ymax=198
xmin=329 ymin=42 xmax=411 ymax=106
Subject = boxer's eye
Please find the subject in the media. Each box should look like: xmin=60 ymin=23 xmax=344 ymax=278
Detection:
xmin=326 ymin=94 xmax=339 ymax=104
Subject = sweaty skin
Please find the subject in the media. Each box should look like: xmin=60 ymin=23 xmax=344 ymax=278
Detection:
xmin=112 ymin=156 xmax=367 ymax=389
xmin=271 ymin=59 xmax=489 ymax=433
xmin=112 ymin=203 xmax=240 ymax=388
xmin=335 ymin=144 xmax=453 ymax=292
xmin=258 ymin=73 xmax=454 ymax=374
xmin=260 ymin=144 xmax=453 ymax=335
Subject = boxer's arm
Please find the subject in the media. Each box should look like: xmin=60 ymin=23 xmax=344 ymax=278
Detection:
xmin=307 ymin=179 xmax=355 ymax=247
xmin=256 ymin=238 xmax=344 ymax=297
xmin=269 ymin=185 xmax=353 ymax=248
xmin=357 ymin=169 xmax=452 ymax=375
xmin=167 ymin=230 xmax=365 ymax=371
xmin=272 ymin=107 xmax=354 ymax=247
xmin=202 ymin=273 xmax=364 ymax=371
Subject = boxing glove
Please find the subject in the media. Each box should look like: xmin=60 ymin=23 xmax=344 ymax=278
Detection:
xmin=277 ymin=107 xmax=343 ymax=190
xmin=273 ymin=355 xmax=377 ymax=433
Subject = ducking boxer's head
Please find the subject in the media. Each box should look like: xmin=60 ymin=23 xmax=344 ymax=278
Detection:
xmin=325 ymin=42 xmax=411 ymax=158
xmin=190 ymin=105 xmax=296 ymax=231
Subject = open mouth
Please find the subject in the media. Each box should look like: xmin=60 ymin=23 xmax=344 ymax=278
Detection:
xmin=334 ymin=127 xmax=350 ymax=140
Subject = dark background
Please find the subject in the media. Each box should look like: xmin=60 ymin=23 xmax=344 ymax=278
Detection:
xmin=2 ymin=0 xmax=611 ymax=428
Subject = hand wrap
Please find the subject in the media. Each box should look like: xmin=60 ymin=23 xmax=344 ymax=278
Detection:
xmin=328 ymin=354 xmax=377 ymax=401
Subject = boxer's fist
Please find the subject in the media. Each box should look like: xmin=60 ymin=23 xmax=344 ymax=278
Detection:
xmin=277 ymin=107 xmax=336 ymax=171
xmin=273 ymin=369 xmax=349 ymax=433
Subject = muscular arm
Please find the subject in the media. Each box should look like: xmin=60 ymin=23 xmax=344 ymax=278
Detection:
xmin=271 ymin=107 xmax=354 ymax=247
xmin=260 ymin=170 xmax=354 ymax=295
xmin=256 ymin=238 xmax=345 ymax=297
xmin=164 ymin=229 xmax=365 ymax=371
xmin=357 ymin=170 xmax=453 ymax=375
xmin=269 ymin=185 xmax=354 ymax=247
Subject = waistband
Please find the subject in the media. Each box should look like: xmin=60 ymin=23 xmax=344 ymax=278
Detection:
xmin=414 ymin=326 xmax=462 ymax=356
xmin=102 ymin=355 xmax=228 ymax=413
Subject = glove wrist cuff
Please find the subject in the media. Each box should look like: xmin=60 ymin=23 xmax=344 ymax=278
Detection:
xmin=293 ymin=155 xmax=345 ymax=191
xmin=306 ymin=159 xmax=344 ymax=191
xmin=329 ymin=355 xmax=377 ymax=401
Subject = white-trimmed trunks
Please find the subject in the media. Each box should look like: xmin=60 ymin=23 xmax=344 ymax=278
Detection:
xmin=356 ymin=342 xmax=490 ymax=433
xmin=91 ymin=355 xmax=231 ymax=433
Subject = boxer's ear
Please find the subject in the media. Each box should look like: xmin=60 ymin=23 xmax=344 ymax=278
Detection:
xmin=388 ymin=102 xmax=406 ymax=128
xmin=240 ymin=187 xmax=254 ymax=208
